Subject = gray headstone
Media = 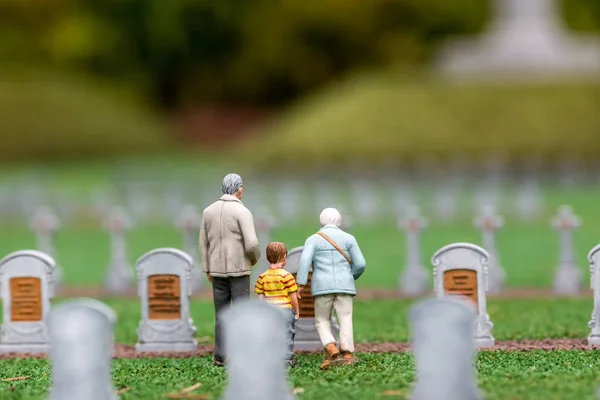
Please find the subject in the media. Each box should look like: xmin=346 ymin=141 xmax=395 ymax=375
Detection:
xmin=398 ymin=206 xmax=429 ymax=295
xmin=434 ymin=185 xmax=459 ymax=222
xmin=437 ymin=0 xmax=600 ymax=77
xmin=103 ymin=206 xmax=134 ymax=294
xmin=164 ymin=184 xmax=186 ymax=220
xmin=175 ymin=205 xmax=204 ymax=294
xmin=392 ymin=182 xmax=414 ymax=216
xmin=221 ymin=300 xmax=294 ymax=400
xmin=432 ymin=243 xmax=494 ymax=348
xmin=314 ymin=181 xmax=336 ymax=214
xmin=474 ymin=184 xmax=498 ymax=214
xmin=30 ymin=206 xmax=63 ymax=287
xmin=286 ymin=246 xmax=339 ymax=351
xmin=0 ymin=250 xmax=56 ymax=353
xmin=135 ymin=248 xmax=197 ymax=352
xmin=250 ymin=213 xmax=276 ymax=298
xmin=473 ymin=205 xmax=506 ymax=294
xmin=48 ymin=300 xmax=117 ymax=400
xmin=89 ymin=187 xmax=113 ymax=219
xmin=350 ymin=180 xmax=378 ymax=222
xmin=551 ymin=205 xmax=583 ymax=294
xmin=409 ymin=297 xmax=482 ymax=400
xmin=277 ymin=180 xmax=301 ymax=222
xmin=515 ymin=179 xmax=543 ymax=220
xmin=588 ymin=245 xmax=600 ymax=345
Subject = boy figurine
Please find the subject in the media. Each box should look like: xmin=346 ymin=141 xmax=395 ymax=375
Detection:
xmin=254 ymin=242 xmax=300 ymax=368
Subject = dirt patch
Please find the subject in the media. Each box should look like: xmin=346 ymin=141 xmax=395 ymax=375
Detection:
xmin=0 ymin=339 xmax=597 ymax=360
xmin=55 ymin=287 xmax=593 ymax=300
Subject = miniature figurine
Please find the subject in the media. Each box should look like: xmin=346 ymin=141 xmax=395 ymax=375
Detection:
xmin=199 ymin=173 xmax=261 ymax=367
xmin=297 ymin=207 xmax=366 ymax=370
xmin=254 ymin=242 xmax=300 ymax=368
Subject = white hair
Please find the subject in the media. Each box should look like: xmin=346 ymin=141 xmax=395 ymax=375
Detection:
xmin=320 ymin=207 xmax=342 ymax=227
xmin=221 ymin=173 xmax=243 ymax=195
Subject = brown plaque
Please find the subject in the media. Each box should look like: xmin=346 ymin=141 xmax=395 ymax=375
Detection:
xmin=148 ymin=274 xmax=181 ymax=320
xmin=293 ymin=271 xmax=315 ymax=318
xmin=443 ymin=269 xmax=478 ymax=309
xmin=10 ymin=277 xmax=42 ymax=322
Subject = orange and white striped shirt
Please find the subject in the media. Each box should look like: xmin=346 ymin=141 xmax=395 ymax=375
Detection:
xmin=254 ymin=268 xmax=298 ymax=309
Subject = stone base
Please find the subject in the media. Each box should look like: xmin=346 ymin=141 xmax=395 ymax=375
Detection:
xmin=0 ymin=343 xmax=49 ymax=354
xmin=294 ymin=317 xmax=339 ymax=352
xmin=588 ymin=335 xmax=600 ymax=346
xmin=135 ymin=341 xmax=197 ymax=353
xmin=475 ymin=336 xmax=495 ymax=349
xmin=553 ymin=266 xmax=582 ymax=295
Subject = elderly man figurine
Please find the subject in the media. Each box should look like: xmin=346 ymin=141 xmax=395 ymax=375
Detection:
xmin=200 ymin=173 xmax=261 ymax=367
xmin=297 ymin=207 xmax=366 ymax=370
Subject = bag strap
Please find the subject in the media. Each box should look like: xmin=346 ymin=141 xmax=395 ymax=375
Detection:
xmin=316 ymin=232 xmax=352 ymax=265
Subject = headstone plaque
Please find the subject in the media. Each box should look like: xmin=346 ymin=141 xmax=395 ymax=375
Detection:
xmin=48 ymin=300 xmax=118 ymax=400
xmin=147 ymin=274 xmax=181 ymax=320
xmin=432 ymin=243 xmax=494 ymax=348
xmin=135 ymin=248 xmax=197 ymax=352
xmin=587 ymin=244 xmax=600 ymax=346
xmin=551 ymin=205 xmax=582 ymax=294
xmin=409 ymin=297 xmax=482 ymax=400
xmin=0 ymin=250 xmax=56 ymax=353
xmin=286 ymin=246 xmax=339 ymax=351
xmin=174 ymin=205 xmax=204 ymax=293
xmin=10 ymin=277 xmax=42 ymax=322
xmin=222 ymin=300 xmax=294 ymax=400
xmin=398 ymin=206 xmax=429 ymax=295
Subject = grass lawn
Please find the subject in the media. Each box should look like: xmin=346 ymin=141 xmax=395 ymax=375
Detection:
xmin=0 ymin=298 xmax=588 ymax=345
xmin=2 ymin=351 xmax=600 ymax=399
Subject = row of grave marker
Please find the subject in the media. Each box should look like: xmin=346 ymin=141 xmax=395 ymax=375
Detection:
xmin=4 ymin=240 xmax=600 ymax=354
xmin=31 ymin=203 xmax=582 ymax=299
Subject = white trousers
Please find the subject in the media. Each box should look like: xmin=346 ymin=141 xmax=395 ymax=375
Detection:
xmin=314 ymin=294 xmax=354 ymax=352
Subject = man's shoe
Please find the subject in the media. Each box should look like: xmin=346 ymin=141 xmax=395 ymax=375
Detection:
xmin=212 ymin=357 xmax=225 ymax=367
xmin=319 ymin=343 xmax=340 ymax=370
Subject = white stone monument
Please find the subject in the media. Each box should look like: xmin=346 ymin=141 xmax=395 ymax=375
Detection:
xmin=350 ymin=180 xmax=378 ymax=223
xmin=135 ymin=248 xmax=197 ymax=352
xmin=587 ymin=244 xmax=600 ymax=346
xmin=277 ymin=180 xmax=301 ymax=222
xmin=515 ymin=179 xmax=543 ymax=220
xmin=250 ymin=212 xmax=276 ymax=297
xmin=432 ymin=243 xmax=494 ymax=348
xmin=48 ymin=300 xmax=118 ymax=400
xmin=409 ymin=297 xmax=482 ymax=400
xmin=474 ymin=205 xmax=506 ymax=293
xmin=175 ymin=205 xmax=204 ymax=293
xmin=104 ymin=206 xmax=134 ymax=294
xmin=222 ymin=300 xmax=294 ymax=400
xmin=551 ymin=205 xmax=582 ymax=295
xmin=0 ymin=250 xmax=56 ymax=353
xmin=434 ymin=185 xmax=459 ymax=222
xmin=437 ymin=0 xmax=600 ymax=78
xmin=398 ymin=206 xmax=429 ymax=295
xmin=286 ymin=246 xmax=339 ymax=350
xmin=30 ymin=206 xmax=63 ymax=287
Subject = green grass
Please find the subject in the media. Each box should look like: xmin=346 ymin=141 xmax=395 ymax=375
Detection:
xmin=2 ymin=351 xmax=600 ymax=399
xmin=0 ymin=298 xmax=587 ymax=345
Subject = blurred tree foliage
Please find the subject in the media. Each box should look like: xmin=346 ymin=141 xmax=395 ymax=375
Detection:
xmin=0 ymin=0 xmax=598 ymax=108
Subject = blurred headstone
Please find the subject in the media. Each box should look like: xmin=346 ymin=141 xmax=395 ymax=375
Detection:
xmin=103 ymin=206 xmax=134 ymax=294
xmin=558 ymin=155 xmax=582 ymax=190
xmin=0 ymin=250 xmax=55 ymax=353
xmin=175 ymin=205 xmax=204 ymax=293
xmin=474 ymin=183 xmax=499 ymax=214
xmin=392 ymin=179 xmax=414 ymax=216
xmin=277 ymin=180 xmax=301 ymax=222
xmin=135 ymin=248 xmax=197 ymax=352
xmin=398 ymin=206 xmax=429 ymax=295
xmin=314 ymin=180 xmax=336 ymax=214
xmin=587 ymin=245 xmax=600 ymax=345
xmin=48 ymin=300 xmax=117 ymax=400
xmin=434 ymin=185 xmax=459 ymax=222
xmin=551 ymin=205 xmax=582 ymax=294
xmin=221 ymin=300 xmax=294 ymax=400
xmin=474 ymin=205 xmax=506 ymax=293
xmin=409 ymin=297 xmax=481 ymax=400
xmin=164 ymin=183 xmax=186 ymax=221
xmin=124 ymin=183 xmax=153 ymax=223
xmin=250 ymin=212 xmax=276 ymax=297
xmin=90 ymin=187 xmax=113 ymax=219
xmin=515 ymin=178 xmax=543 ymax=220
xmin=31 ymin=206 xmax=63 ymax=287
xmin=350 ymin=179 xmax=378 ymax=223
xmin=437 ymin=0 xmax=600 ymax=77
xmin=432 ymin=243 xmax=494 ymax=347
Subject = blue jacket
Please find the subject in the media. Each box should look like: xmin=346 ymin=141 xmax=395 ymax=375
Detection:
xmin=297 ymin=225 xmax=366 ymax=296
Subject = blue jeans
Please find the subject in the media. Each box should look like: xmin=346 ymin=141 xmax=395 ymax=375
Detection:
xmin=282 ymin=308 xmax=296 ymax=361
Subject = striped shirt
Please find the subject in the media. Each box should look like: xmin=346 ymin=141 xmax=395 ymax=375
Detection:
xmin=254 ymin=268 xmax=298 ymax=309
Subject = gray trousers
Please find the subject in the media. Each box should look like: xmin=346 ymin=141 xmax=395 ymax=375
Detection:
xmin=212 ymin=275 xmax=250 ymax=361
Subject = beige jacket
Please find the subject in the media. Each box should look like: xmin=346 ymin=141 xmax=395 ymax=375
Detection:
xmin=199 ymin=194 xmax=261 ymax=277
